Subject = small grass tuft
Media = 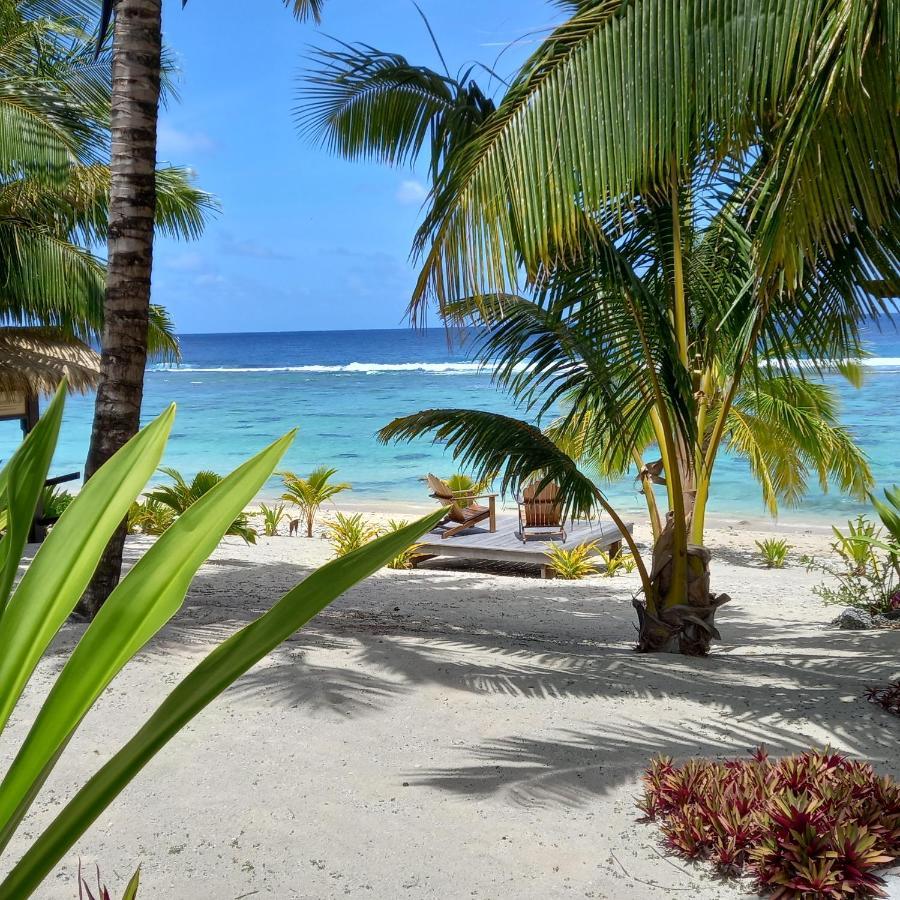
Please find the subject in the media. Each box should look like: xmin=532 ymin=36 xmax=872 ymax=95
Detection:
xmin=545 ymin=541 xmax=599 ymax=579
xmin=755 ymin=537 xmax=791 ymax=568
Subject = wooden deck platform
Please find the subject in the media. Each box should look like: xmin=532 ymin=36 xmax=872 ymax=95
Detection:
xmin=413 ymin=515 xmax=634 ymax=578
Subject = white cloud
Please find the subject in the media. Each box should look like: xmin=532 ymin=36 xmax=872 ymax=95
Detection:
xmin=157 ymin=122 xmax=216 ymax=159
xmin=396 ymin=179 xmax=428 ymax=205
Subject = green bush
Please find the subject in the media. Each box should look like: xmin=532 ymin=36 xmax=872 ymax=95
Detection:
xmin=323 ymin=512 xmax=381 ymax=558
xmin=0 ymin=383 xmax=441 ymax=898
xmin=259 ymin=502 xmax=287 ymax=537
xmin=545 ymin=541 xmax=599 ymax=579
xmin=755 ymin=538 xmax=791 ymax=568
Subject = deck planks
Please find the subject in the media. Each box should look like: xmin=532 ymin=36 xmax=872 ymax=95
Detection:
xmin=414 ymin=515 xmax=634 ymax=578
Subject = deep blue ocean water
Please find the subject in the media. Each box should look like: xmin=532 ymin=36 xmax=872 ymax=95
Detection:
xmin=5 ymin=324 xmax=899 ymax=521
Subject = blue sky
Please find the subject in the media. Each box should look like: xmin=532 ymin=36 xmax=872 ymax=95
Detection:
xmin=152 ymin=0 xmax=559 ymax=333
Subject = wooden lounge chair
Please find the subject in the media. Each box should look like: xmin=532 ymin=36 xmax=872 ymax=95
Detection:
xmin=516 ymin=481 xmax=567 ymax=543
xmin=426 ymin=474 xmax=497 ymax=539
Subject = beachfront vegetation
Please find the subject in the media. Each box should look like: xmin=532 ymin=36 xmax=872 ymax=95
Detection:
xmin=0 ymin=384 xmax=440 ymax=898
xmin=384 ymin=519 xmax=422 ymax=570
xmin=755 ymin=539 xmax=791 ymax=570
xmin=304 ymin=1 xmax=895 ymax=654
xmin=805 ymin=515 xmax=900 ymax=617
xmin=639 ymin=746 xmax=900 ymax=898
xmin=280 ymin=466 xmax=351 ymax=537
xmin=146 ymin=468 xmax=257 ymax=545
xmin=78 ymin=863 xmax=140 ymax=900
xmin=443 ymin=473 xmax=494 ymax=496
xmin=127 ymin=497 xmax=176 ymax=536
xmin=599 ymin=548 xmax=637 ymax=578
xmin=545 ymin=542 xmax=599 ymax=580
xmin=259 ymin=502 xmax=288 ymax=537
xmin=323 ymin=512 xmax=381 ymax=558
xmin=39 ymin=486 xmax=74 ymax=522
xmin=866 ymin=682 xmax=900 ymax=718
xmin=81 ymin=0 xmax=326 ymax=615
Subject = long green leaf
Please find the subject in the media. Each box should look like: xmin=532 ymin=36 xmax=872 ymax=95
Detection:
xmin=0 ymin=509 xmax=446 ymax=899
xmin=0 ymin=431 xmax=296 ymax=852
xmin=0 ymin=406 xmax=174 ymax=742
xmin=0 ymin=383 xmax=66 ymax=616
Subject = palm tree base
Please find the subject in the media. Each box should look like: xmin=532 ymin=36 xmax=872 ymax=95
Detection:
xmin=634 ymin=539 xmax=731 ymax=655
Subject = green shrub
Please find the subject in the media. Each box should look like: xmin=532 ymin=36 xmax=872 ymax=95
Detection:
xmin=259 ymin=502 xmax=287 ymax=537
xmin=280 ymin=466 xmax=351 ymax=537
xmin=147 ymin=467 xmax=257 ymax=544
xmin=323 ymin=512 xmax=381 ymax=557
xmin=0 ymin=383 xmax=441 ymax=897
xmin=545 ymin=541 xmax=599 ymax=579
xmin=599 ymin=547 xmax=638 ymax=577
xmin=127 ymin=497 xmax=176 ymax=535
xmin=639 ymin=747 xmax=900 ymax=898
xmin=40 ymin=485 xmax=74 ymax=520
xmin=755 ymin=537 xmax=791 ymax=568
xmin=384 ymin=519 xmax=422 ymax=569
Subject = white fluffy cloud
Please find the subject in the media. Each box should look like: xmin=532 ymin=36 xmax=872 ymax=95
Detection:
xmin=396 ymin=179 xmax=428 ymax=205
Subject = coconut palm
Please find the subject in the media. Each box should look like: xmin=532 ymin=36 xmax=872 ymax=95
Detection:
xmin=380 ymin=156 xmax=890 ymax=654
xmin=280 ymin=466 xmax=351 ymax=537
xmin=146 ymin=467 xmax=257 ymax=544
xmin=80 ymin=0 xmax=328 ymax=615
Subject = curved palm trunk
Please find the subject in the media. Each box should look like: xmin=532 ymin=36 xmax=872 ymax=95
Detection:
xmin=78 ymin=0 xmax=162 ymax=619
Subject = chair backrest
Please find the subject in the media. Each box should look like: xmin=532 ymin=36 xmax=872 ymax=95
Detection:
xmin=426 ymin=474 xmax=468 ymax=523
xmin=521 ymin=482 xmax=562 ymax=528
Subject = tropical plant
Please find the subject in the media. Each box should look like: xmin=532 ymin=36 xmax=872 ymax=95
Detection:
xmin=302 ymin=8 xmax=891 ymax=655
xmin=805 ymin=515 xmax=900 ymax=616
xmin=639 ymin=746 xmax=900 ymax=898
xmin=443 ymin=472 xmax=494 ymax=496
xmin=146 ymin=468 xmax=257 ymax=544
xmin=755 ymin=539 xmax=791 ymax=569
xmin=82 ymin=0 xmax=325 ymax=614
xmin=0 ymin=383 xmax=440 ymax=897
xmin=322 ymin=512 xmax=380 ymax=558
xmin=126 ymin=497 xmax=175 ymax=536
xmin=866 ymin=681 xmax=900 ymax=718
xmin=599 ymin=548 xmax=635 ymax=578
xmin=545 ymin=542 xmax=599 ymax=580
xmin=39 ymin=486 xmax=74 ymax=521
xmin=383 ymin=519 xmax=421 ymax=570
xmin=280 ymin=466 xmax=351 ymax=537
xmin=870 ymin=485 xmax=900 ymax=549
xmin=78 ymin=863 xmax=140 ymax=900
xmin=259 ymin=502 xmax=287 ymax=537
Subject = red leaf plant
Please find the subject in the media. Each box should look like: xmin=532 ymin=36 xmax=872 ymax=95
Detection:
xmin=866 ymin=681 xmax=900 ymax=717
xmin=638 ymin=747 xmax=900 ymax=898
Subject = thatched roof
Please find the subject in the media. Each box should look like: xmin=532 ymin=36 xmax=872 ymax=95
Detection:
xmin=0 ymin=328 xmax=100 ymax=396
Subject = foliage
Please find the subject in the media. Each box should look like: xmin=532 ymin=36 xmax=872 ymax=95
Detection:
xmin=0 ymin=383 xmax=442 ymax=897
xmin=805 ymin=516 xmax=900 ymax=616
xmin=866 ymin=682 xmax=900 ymax=718
xmin=639 ymin=746 xmax=900 ymax=898
xmin=871 ymin=485 xmax=900 ymax=549
xmin=0 ymin=1 xmax=216 ymax=371
xmin=443 ymin=472 xmax=494 ymax=496
xmin=127 ymin=498 xmax=176 ymax=536
xmin=383 ymin=519 xmax=421 ymax=570
xmin=599 ymin=548 xmax=637 ymax=578
xmin=280 ymin=466 xmax=351 ymax=537
xmin=78 ymin=863 xmax=140 ymax=900
xmin=755 ymin=539 xmax=791 ymax=569
xmin=39 ymin=486 xmax=74 ymax=521
xmin=147 ymin=468 xmax=257 ymax=545
xmin=259 ymin=502 xmax=287 ymax=537
xmin=322 ymin=512 xmax=381 ymax=558
xmin=545 ymin=542 xmax=599 ymax=580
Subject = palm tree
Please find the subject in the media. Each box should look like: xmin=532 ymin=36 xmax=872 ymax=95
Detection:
xmin=379 ymin=159 xmax=890 ymax=654
xmin=80 ymin=0 xmax=326 ymax=615
xmin=299 ymin=11 xmax=895 ymax=653
xmin=146 ymin=467 xmax=258 ymax=544
xmin=280 ymin=466 xmax=351 ymax=537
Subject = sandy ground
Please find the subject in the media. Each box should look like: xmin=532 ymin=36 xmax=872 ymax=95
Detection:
xmin=4 ymin=511 xmax=900 ymax=900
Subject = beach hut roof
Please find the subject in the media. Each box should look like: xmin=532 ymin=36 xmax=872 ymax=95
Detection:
xmin=0 ymin=327 xmax=100 ymax=396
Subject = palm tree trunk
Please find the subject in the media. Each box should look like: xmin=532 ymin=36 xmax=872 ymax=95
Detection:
xmin=77 ymin=0 xmax=162 ymax=619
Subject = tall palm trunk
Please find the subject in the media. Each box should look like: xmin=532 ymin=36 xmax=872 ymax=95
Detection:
xmin=77 ymin=0 xmax=162 ymax=619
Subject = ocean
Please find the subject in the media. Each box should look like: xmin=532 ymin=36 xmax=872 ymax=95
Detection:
xmin=6 ymin=324 xmax=899 ymax=523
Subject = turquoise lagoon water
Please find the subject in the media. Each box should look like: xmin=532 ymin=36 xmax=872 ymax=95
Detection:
xmin=5 ymin=325 xmax=899 ymax=522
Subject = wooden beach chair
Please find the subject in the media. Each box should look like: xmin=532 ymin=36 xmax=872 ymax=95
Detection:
xmin=516 ymin=481 xmax=567 ymax=543
xmin=426 ymin=474 xmax=497 ymax=539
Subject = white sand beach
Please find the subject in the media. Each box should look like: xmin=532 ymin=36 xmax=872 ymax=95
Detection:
xmin=5 ymin=514 xmax=899 ymax=899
